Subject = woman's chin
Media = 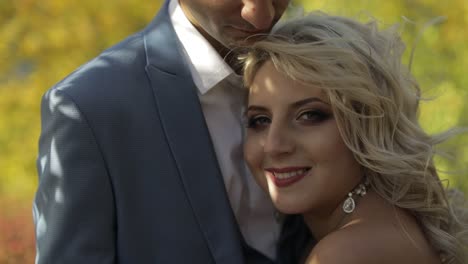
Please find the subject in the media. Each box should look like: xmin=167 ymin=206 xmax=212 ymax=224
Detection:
xmin=276 ymin=207 xmax=303 ymax=215
xmin=271 ymin=198 xmax=309 ymax=215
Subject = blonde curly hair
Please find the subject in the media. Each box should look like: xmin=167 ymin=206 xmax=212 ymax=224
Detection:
xmin=242 ymin=12 xmax=468 ymax=263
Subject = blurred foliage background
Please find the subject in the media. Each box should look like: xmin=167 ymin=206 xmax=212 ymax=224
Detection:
xmin=0 ymin=0 xmax=466 ymax=262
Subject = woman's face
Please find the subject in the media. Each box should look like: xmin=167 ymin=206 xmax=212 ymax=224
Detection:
xmin=244 ymin=61 xmax=362 ymax=216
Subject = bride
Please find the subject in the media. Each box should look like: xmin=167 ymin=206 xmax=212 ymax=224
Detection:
xmin=241 ymin=12 xmax=467 ymax=264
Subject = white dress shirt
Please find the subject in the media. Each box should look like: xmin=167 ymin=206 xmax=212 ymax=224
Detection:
xmin=169 ymin=0 xmax=280 ymax=259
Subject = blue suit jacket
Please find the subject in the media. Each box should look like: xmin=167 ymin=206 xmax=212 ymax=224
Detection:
xmin=34 ymin=1 xmax=311 ymax=263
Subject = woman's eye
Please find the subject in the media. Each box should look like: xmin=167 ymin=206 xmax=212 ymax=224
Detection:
xmin=297 ymin=110 xmax=330 ymax=123
xmin=246 ymin=115 xmax=271 ymax=129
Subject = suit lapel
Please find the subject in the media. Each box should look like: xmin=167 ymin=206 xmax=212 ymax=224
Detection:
xmin=142 ymin=2 xmax=244 ymax=263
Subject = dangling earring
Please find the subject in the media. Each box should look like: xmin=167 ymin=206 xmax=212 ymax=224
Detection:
xmin=342 ymin=179 xmax=370 ymax=214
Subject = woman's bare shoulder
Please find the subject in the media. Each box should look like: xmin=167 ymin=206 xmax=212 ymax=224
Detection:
xmin=304 ymin=222 xmax=441 ymax=264
xmin=304 ymin=226 xmax=376 ymax=264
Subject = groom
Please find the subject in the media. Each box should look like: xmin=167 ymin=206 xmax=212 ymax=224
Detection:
xmin=34 ymin=0 xmax=310 ymax=263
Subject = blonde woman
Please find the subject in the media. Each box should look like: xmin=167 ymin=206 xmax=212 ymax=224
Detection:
xmin=242 ymin=12 xmax=467 ymax=264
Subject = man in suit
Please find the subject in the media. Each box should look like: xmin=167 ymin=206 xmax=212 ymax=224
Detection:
xmin=34 ymin=0 xmax=310 ymax=263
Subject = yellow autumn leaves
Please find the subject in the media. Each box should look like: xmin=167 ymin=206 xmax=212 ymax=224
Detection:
xmin=1 ymin=0 xmax=467 ymax=203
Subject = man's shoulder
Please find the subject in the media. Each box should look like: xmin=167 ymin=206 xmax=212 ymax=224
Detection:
xmin=39 ymin=31 xmax=155 ymax=122
xmin=58 ymin=32 xmax=147 ymax=92
xmin=43 ymin=30 xmax=158 ymax=115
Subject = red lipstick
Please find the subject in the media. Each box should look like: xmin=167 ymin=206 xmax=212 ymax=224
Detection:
xmin=265 ymin=167 xmax=310 ymax=188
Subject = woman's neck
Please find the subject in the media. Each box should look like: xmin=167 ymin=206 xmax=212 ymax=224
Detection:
xmin=302 ymin=189 xmax=378 ymax=240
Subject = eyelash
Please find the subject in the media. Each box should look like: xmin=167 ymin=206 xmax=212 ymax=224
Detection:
xmin=246 ymin=110 xmax=331 ymax=129
xmin=297 ymin=110 xmax=331 ymax=123
xmin=246 ymin=115 xmax=271 ymax=129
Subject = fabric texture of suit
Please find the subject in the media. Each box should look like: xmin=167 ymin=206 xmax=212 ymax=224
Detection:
xmin=34 ymin=1 xmax=311 ymax=263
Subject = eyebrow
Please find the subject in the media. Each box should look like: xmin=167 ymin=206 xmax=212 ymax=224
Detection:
xmin=246 ymin=97 xmax=329 ymax=113
xmin=291 ymin=97 xmax=329 ymax=108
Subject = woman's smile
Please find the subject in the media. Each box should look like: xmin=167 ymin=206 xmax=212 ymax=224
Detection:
xmin=244 ymin=60 xmax=363 ymax=215
xmin=265 ymin=167 xmax=311 ymax=187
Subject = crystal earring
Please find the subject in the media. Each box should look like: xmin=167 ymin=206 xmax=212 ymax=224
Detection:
xmin=342 ymin=180 xmax=369 ymax=214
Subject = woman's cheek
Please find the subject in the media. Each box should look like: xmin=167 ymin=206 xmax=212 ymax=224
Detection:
xmin=244 ymin=137 xmax=268 ymax=191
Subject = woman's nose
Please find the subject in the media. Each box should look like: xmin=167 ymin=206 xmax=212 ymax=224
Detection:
xmin=241 ymin=0 xmax=275 ymax=30
xmin=263 ymin=124 xmax=295 ymax=157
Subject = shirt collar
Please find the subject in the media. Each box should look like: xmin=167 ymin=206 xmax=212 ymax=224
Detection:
xmin=169 ymin=0 xmax=234 ymax=94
